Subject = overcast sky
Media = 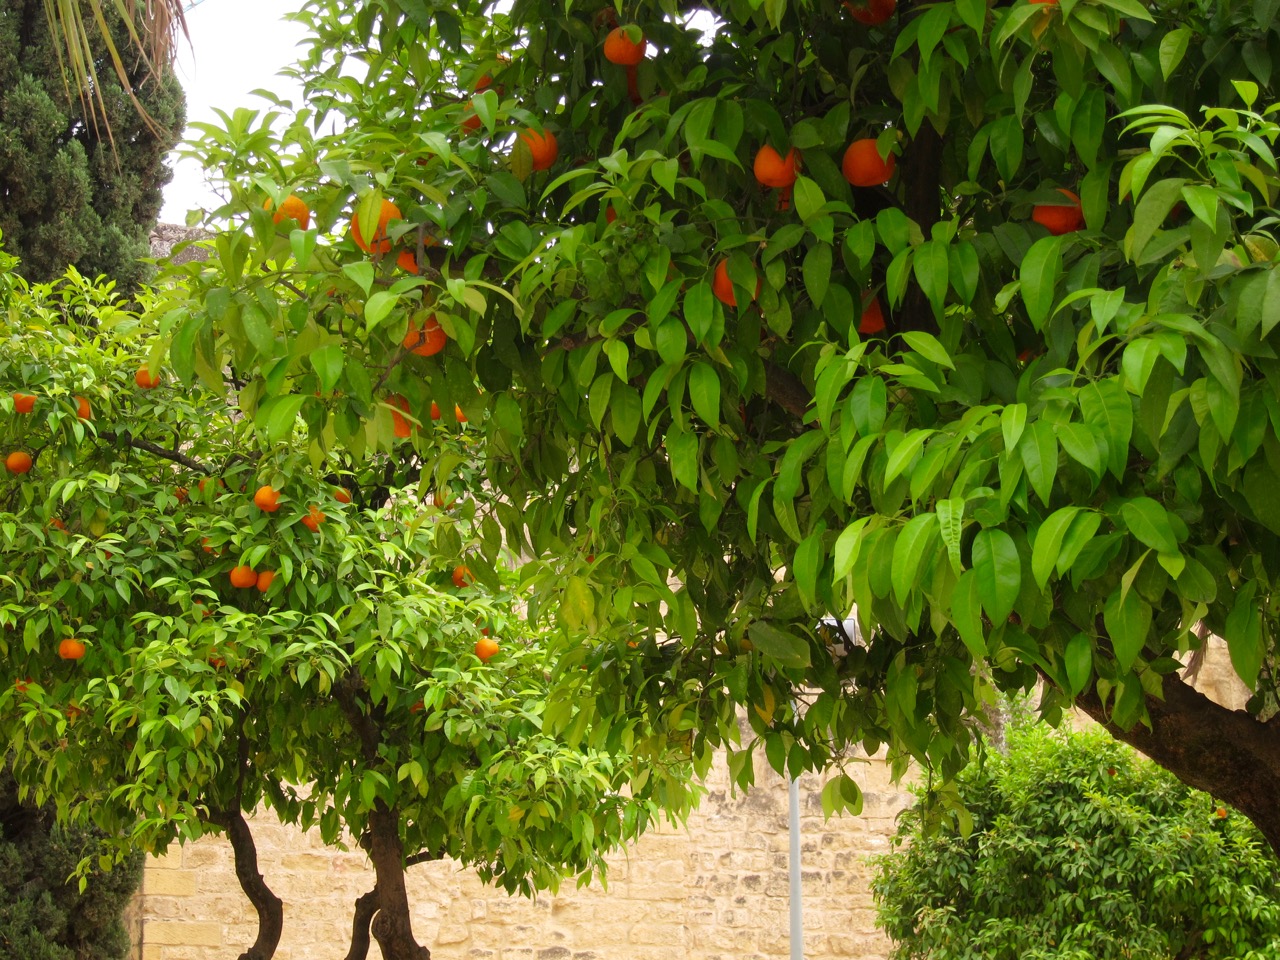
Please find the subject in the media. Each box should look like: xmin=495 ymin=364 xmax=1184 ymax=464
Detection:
xmin=159 ymin=0 xmax=310 ymax=223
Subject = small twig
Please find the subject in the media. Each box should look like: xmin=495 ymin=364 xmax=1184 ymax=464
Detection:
xmin=99 ymin=431 xmax=208 ymax=473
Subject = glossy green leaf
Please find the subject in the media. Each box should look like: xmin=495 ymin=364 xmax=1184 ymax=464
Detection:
xmin=1103 ymin=586 xmax=1152 ymax=672
xmin=972 ymin=528 xmax=1020 ymax=625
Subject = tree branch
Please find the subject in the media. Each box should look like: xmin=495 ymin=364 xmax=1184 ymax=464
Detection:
xmin=342 ymin=887 xmax=380 ymax=960
xmin=204 ymin=807 xmax=283 ymax=960
xmin=763 ymin=361 xmax=811 ymax=419
xmin=99 ymin=430 xmax=208 ymax=473
xmin=1075 ymin=671 xmax=1280 ymax=853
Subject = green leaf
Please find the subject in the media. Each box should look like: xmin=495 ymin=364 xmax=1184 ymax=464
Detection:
xmin=1080 ymin=378 xmax=1133 ymax=479
xmin=794 ymin=530 xmax=825 ymax=610
xmin=588 ymin=373 xmax=613 ymax=429
xmin=1001 ymin=403 xmax=1027 ymax=452
xmin=610 ymin=384 xmax=641 ymax=446
xmin=972 ymin=528 xmax=1020 ymax=625
xmin=1057 ymin=510 xmax=1103 ymax=578
xmin=562 ymin=576 xmax=594 ymax=632
xmin=748 ymin=621 xmax=811 ymax=669
xmin=1032 ymin=507 xmax=1081 ymax=588
xmin=1020 ymin=235 xmax=1063 ymax=330
xmin=1064 ymin=633 xmax=1093 ymax=697
xmin=793 ymin=176 xmax=825 ymax=222
xmin=936 ymin=497 xmax=965 ymax=576
xmin=259 ymin=394 xmax=306 ymax=444
xmin=1058 ymin=423 xmax=1103 ymax=478
xmin=310 ymin=345 xmax=344 ymax=395
xmin=689 ymin=362 xmax=721 ymax=428
xmin=1129 ymin=178 xmax=1186 ymax=262
xmin=833 ymin=517 xmax=871 ymax=579
xmin=666 ymin=428 xmax=699 ymax=491
xmin=884 ymin=429 xmax=933 ymax=487
xmin=1225 ymin=581 xmax=1263 ymax=689
xmin=913 ymin=240 xmax=949 ymax=317
xmin=365 ymin=291 xmax=399 ymax=331
xmin=891 ymin=513 xmax=939 ymax=606
xmin=952 ymin=569 xmax=986 ymax=659
xmin=1019 ymin=419 xmax=1058 ymax=507
xmin=1103 ymin=586 xmax=1152 ymax=672
xmin=901 ymin=331 xmax=955 ymax=370
xmin=1120 ymin=497 xmax=1179 ymax=554
xmin=240 ymin=301 xmax=277 ymax=358
xmin=803 ymin=243 xmax=833 ymax=308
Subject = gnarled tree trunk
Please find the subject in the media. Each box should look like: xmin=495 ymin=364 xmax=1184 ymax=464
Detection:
xmin=366 ymin=802 xmax=430 ymax=960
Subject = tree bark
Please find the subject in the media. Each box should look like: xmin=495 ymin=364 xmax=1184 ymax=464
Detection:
xmin=208 ymin=808 xmax=284 ymax=960
xmin=1076 ymin=671 xmax=1280 ymax=854
xmin=342 ymin=887 xmax=380 ymax=960
xmin=367 ymin=802 xmax=431 ymax=960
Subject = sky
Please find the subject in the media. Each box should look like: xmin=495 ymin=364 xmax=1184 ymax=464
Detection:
xmin=159 ymin=0 xmax=310 ymax=223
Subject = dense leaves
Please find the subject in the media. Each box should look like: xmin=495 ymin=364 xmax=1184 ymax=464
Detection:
xmin=873 ymin=723 xmax=1280 ymax=959
xmin=155 ymin=0 xmax=1280 ymax=847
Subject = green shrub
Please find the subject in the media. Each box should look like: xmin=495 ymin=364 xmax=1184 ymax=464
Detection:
xmin=872 ymin=724 xmax=1280 ymax=959
xmin=0 ymin=770 xmax=141 ymax=960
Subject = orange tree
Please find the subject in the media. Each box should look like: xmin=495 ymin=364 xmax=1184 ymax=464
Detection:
xmin=0 ymin=246 xmax=700 ymax=960
xmin=168 ymin=0 xmax=1280 ymax=873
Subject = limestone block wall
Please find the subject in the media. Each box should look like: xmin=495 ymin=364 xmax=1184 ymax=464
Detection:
xmin=133 ymin=747 xmax=912 ymax=960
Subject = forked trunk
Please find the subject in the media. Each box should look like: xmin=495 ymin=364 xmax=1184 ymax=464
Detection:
xmin=211 ymin=807 xmax=283 ymax=960
xmin=366 ymin=802 xmax=430 ymax=960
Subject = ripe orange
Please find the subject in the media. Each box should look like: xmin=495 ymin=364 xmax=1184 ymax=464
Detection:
xmin=175 ymin=486 xmax=189 ymax=503
xmin=433 ymin=490 xmax=452 ymax=509
xmin=201 ymin=537 xmax=216 ymax=554
xmin=14 ymin=678 xmax=31 ymax=694
xmin=301 ymin=504 xmax=326 ymax=531
xmin=12 ymin=392 xmax=35 ymax=413
xmin=843 ymin=0 xmax=896 ymax=24
xmin=351 ymin=199 xmax=402 ymax=254
xmin=256 ymin=569 xmax=275 ymax=592
xmin=859 ymin=294 xmax=886 ymax=335
xmin=1216 ymin=806 xmax=1228 ymax=818
xmin=519 ymin=129 xmax=559 ymax=172
xmin=452 ymin=564 xmax=473 ymax=588
xmin=48 ymin=517 xmax=67 ymax=532
xmin=843 ymin=138 xmax=896 ymax=187
xmin=403 ymin=316 xmax=447 ymax=356
xmin=254 ymin=485 xmax=281 ymax=513
xmin=389 ymin=395 xmax=413 ymax=438
xmin=58 ymin=638 xmax=86 ymax=660
xmin=753 ymin=146 xmax=800 ymax=188
xmin=230 ymin=565 xmax=257 ymax=588
xmin=397 ymin=249 xmax=419 ymax=274
xmin=5 ymin=451 xmax=32 ymax=474
xmin=334 ymin=487 xmax=352 ymax=504
xmin=454 ymin=404 xmax=468 ymax=423
xmin=475 ymin=636 xmax=499 ymax=662
xmin=1032 ymin=188 xmax=1084 ymax=235
xmin=712 ymin=259 xmax=760 ymax=308
xmin=430 ymin=401 xmax=442 ymax=421
xmin=461 ymin=105 xmax=482 ymax=133
xmin=410 ymin=700 xmax=425 ymax=713
xmin=264 ymin=193 xmax=311 ymax=229
xmin=1029 ymin=0 xmax=1058 ymax=5
xmin=603 ymin=26 xmax=646 ymax=65
xmin=135 ymin=367 xmax=160 ymax=389
xmin=75 ymin=395 xmax=92 ymax=420
xmin=605 ymin=205 xmax=618 ymax=224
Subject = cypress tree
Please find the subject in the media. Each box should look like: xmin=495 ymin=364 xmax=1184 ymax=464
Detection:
xmin=0 ymin=1 xmax=185 ymax=290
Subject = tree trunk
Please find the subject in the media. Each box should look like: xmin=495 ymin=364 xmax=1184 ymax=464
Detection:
xmin=366 ymin=802 xmax=430 ymax=960
xmin=211 ymin=808 xmax=284 ymax=960
xmin=1076 ymin=671 xmax=1280 ymax=855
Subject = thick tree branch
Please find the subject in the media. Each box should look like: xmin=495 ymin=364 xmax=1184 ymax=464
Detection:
xmin=342 ymin=887 xmax=380 ymax=960
xmin=764 ymin=361 xmax=811 ymax=419
xmin=204 ymin=808 xmax=283 ymax=960
xmin=1075 ymin=672 xmax=1280 ymax=854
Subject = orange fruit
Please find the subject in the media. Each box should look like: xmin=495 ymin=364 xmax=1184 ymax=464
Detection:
xmin=351 ymin=199 xmax=402 ymax=254
xmin=264 ymin=193 xmax=311 ymax=229
xmin=859 ymin=294 xmax=886 ymax=335
xmin=254 ymin=485 xmax=281 ymax=513
xmin=461 ymin=105 xmax=482 ymax=133
xmin=389 ymin=395 xmax=413 ymax=437
xmin=75 ymin=395 xmax=92 ymax=420
xmin=843 ymin=138 xmax=896 ymax=187
xmin=230 ymin=565 xmax=257 ymax=588
xmin=753 ymin=146 xmax=800 ymax=188
xmin=1029 ymin=0 xmax=1059 ymax=5
xmin=301 ymin=504 xmax=326 ymax=531
xmin=175 ymin=486 xmax=189 ymax=503
xmin=712 ymin=259 xmax=760 ymax=308
xmin=843 ymin=0 xmax=895 ymax=23
xmin=433 ymin=490 xmax=452 ymax=509
xmin=454 ymin=404 xmax=468 ymax=423
xmin=48 ymin=517 xmax=67 ymax=532
xmin=1216 ymin=806 xmax=1228 ymax=818
xmin=1032 ymin=188 xmax=1084 ymax=235
xmin=256 ymin=569 xmax=275 ymax=592
xmin=605 ymin=205 xmax=618 ymax=224
xmin=5 ymin=451 xmax=32 ymax=474
xmin=14 ymin=678 xmax=31 ymax=694
xmin=518 ymin=129 xmax=559 ymax=172
xmin=475 ymin=636 xmax=500 ymax=662
xmin=58 ymin=638 xmax=86 ymax=660
xmin=396 ymin=249 xmax=419 ymax=274
xmin=201 ymin=537 xmax=216 ymax=554
xmin=452 ymin=564 xmax=473 ymax=588
xmin=135 ymin=367 xmax=160 ymax=389
xmin=403 ymin=316 xmax=447 ymax=356
xmin=410 ymin=700 xmax=425 ymax=713
xmin=12 ymin=392 xmax=35 ymax=413
xmin=603 ymin=26 xmax=646 ymax=65
xmin=334 ymin=487 xmax=352 ymax=504
xmin=430 ymin=401 xmax=442 ymax=421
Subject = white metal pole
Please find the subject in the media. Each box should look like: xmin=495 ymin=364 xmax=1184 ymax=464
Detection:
xmin=788 ymin=771 xmax=804 ymax=960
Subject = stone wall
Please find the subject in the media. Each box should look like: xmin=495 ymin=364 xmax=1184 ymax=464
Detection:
xmin=133 ymin=747 xmax=912 ymax=960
